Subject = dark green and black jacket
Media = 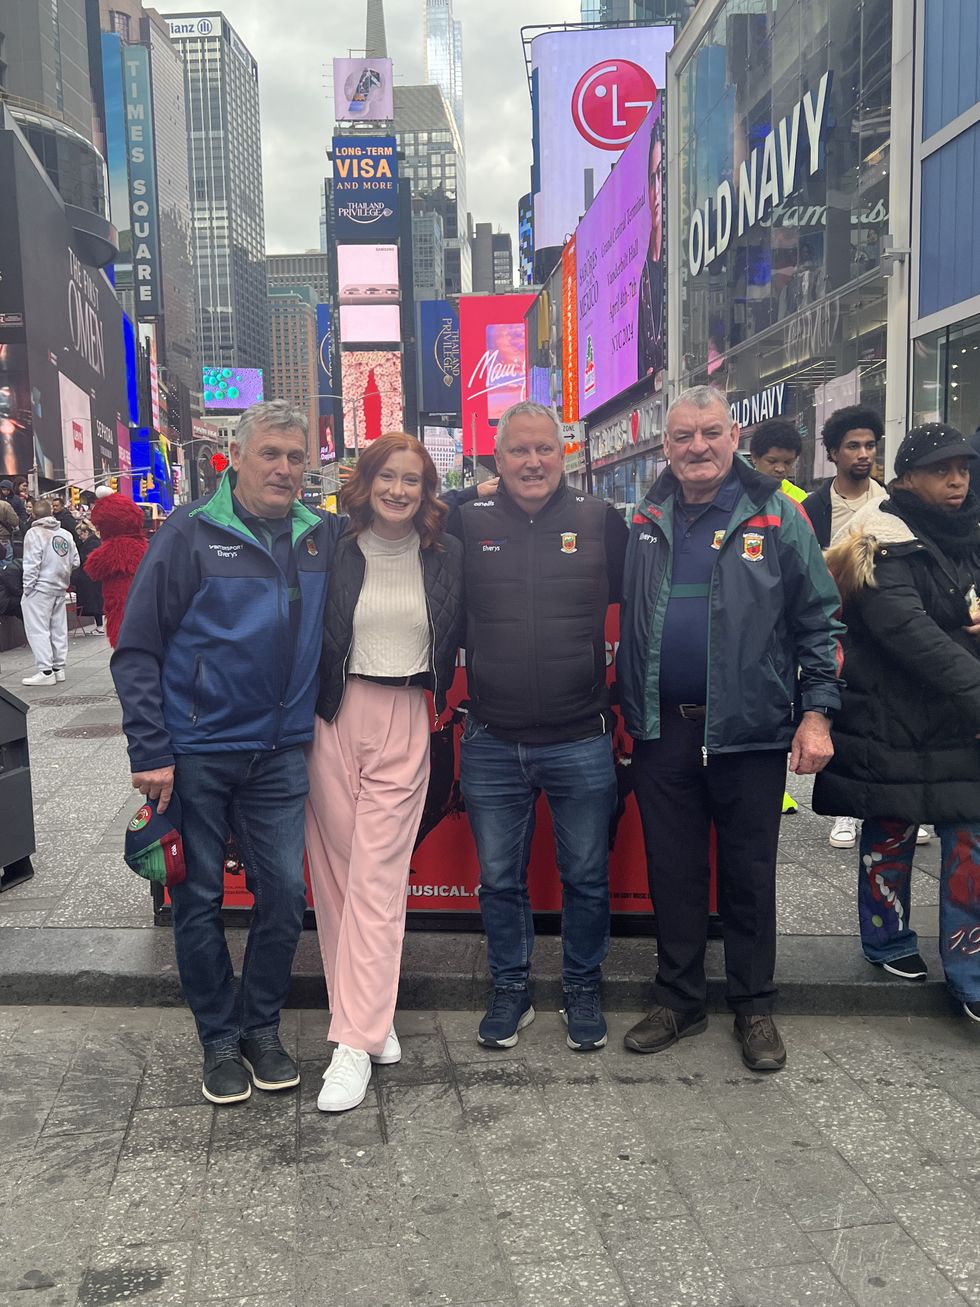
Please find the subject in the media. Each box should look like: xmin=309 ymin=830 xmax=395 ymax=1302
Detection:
xmin=617 ymin=458 xmax=843 ymax=752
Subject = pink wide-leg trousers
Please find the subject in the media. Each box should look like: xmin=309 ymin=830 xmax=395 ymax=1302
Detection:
xmin=304 ymin=677 xmax=430 ymax=1055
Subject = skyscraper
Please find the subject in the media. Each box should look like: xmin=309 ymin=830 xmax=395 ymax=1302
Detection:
xmin=268 ymin=284 xmax=318 ymax=463
xmin=162 ymin=11 xmax=267 ymax=373
xmin=267 ymin=252 xmax=330 ymax=305
xmin=580 ymin=0 xmax=693 ymax=19
xmin=471 ymin=222 xmax=513 ymax=294
xmin=423 ymin=0 xmax=463 ymax=144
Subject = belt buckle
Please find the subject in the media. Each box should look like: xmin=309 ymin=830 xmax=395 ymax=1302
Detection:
xmin=679 ymin=703 xmax=701 ymax=720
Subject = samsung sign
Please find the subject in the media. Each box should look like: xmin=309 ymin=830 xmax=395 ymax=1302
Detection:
xmin=123 ymin=46 xmax=162 ymax=316
xmin=688 ymin=72 xmax=832 ymax=278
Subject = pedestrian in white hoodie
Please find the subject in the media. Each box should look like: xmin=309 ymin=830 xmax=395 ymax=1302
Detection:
xmin=21 ymin=498 xmax=79 ymax=686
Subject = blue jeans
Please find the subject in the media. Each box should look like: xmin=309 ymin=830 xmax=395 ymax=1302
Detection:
xmin=459 ymin=722 xmax=616 ymax=989
xmin=859 ymin=818 xmax=980 ymax=1003
xmin=170 ymin=748 xmax=309 ymax=1047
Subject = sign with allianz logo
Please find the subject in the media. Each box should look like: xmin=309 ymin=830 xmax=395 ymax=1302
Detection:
xmin=688 ymin=72 xmax=832 ymax=278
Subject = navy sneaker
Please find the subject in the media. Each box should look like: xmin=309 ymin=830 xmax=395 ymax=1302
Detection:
xmin=240 ymin=1030 xmax=300 ymax=1091
xmin=478 ymin=987 xmax=535 ymax=1048
xmin=561 ymin=986 xmax=607 ymax=1051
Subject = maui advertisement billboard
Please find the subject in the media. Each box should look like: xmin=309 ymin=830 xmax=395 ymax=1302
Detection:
xmin=333 ymin=137 xmax=399 ymax=242
xmin=418 ymin=300 xmax=461 ymax=416
xmin=459 ymin=293 xmax=536 ymax=458
xmin=531 ymin=26 xmax=673 ymax=257
xmin=333 ymin=57 xmax=394 ymax=122
xmin=577 ymin=101 xmax=664 ymax=417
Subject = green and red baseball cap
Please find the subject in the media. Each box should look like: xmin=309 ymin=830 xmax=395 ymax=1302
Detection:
xmin=124 ymin=794 xmax=186 ymax=887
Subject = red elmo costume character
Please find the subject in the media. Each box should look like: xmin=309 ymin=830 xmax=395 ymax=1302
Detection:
xmin=84 ymin=494 xmax=148 ymax=647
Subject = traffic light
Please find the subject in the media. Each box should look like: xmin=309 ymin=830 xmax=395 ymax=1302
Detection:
xmin=109 ymin=477 xmax=119 ymax=492
xmin=69 ymin=486 xmax=81 ymax=508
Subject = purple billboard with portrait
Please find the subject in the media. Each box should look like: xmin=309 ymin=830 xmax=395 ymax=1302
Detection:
xmin=577 ymin=100 xmax=663 ymax=417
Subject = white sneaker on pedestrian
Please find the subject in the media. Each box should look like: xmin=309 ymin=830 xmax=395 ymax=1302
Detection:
xmin=53 ymin=668 xmax=65 ymax=683
xmin=829 ymin=816 xmax=857 ymax=848
xmin=317 ymin=1044 xmax=371 ymax=1112
xmin=22 ymin=670 xmax=54 ymax=686
xmin=915 ymin=826 xmax=932 ymax=845
xmin=370 ymin=1026 xmax=401 ymax=1066
xmin=94 ymin=625 xmax=105 ymax=634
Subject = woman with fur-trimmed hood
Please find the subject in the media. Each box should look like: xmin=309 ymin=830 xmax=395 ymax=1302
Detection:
xmin=813 ymin=423 xmax=980 ymax=1023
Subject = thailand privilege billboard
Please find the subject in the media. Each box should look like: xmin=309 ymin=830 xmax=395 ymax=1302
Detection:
xmin=333 ymin=137 xmax=399 ymax=242
xmin=531 ymin=26 xmax=673 ymax=256
xmin=417 ymin=300 xmax=461 ymax=416
xmin=576 ymin=101 xmax=664 ymax=417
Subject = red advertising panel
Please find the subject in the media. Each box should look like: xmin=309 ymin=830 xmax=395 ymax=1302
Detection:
xmin=341 ymin=350 xmax=403 ymax=445
xmin=561 ymin=237 xmax=579 ymax=423
xmin=459 ymin=293 xmax=536 ymax=457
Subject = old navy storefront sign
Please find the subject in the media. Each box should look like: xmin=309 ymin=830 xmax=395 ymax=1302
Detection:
xmin=730 ymin=382 xmax=788 ymax=428
xmin=688 ymin=71 xmax=832 ymax=278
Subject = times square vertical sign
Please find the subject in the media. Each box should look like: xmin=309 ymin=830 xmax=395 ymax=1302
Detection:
xmin=123 ymin=45 xmax=163 ymax=315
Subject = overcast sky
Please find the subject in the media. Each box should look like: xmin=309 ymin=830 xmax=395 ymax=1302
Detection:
xmin=208 ymin=0 xmax=578 ymax=256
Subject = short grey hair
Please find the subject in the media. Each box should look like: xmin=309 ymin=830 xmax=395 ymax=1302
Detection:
xmin=666 ymin=385 xmax=732 ymax=430
xmin=234 ymin=399 xmax=308 ymax=452
xmin=494 ymin=401 xmax=560 ymax=452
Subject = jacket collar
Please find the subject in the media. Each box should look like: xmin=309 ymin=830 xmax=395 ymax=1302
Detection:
xmin=494 ymin=478 xmax=569 ymax=519
xmin=192 ymin=470 xmax=321 ymax=545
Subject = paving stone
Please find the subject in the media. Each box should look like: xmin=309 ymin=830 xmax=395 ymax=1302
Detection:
xmin=78 ymin=1241 xmax=194 ymax=1305
xmin=187 ymin=1230 xmax=296 ymax=1302
xmin=606 ymin=1217 xmax=742 ymax=1306
xmin=297 ymin=1246 xmax=409 ymax=1306
xmin=729 ymin=1262 xmax=859 ymax=1307
xmin=878 ymin=1182 xmax=980 ymax=1302
xmin=401 ymin=1242 xmax=518 ymax=1306
xmin=809 ymin=1222 xmax=967 ymax=1306
xmin=512 ymin=1258 xmax=632 ymax=1307
xmin=485 ymin=1175 xmax=606 ymax=1263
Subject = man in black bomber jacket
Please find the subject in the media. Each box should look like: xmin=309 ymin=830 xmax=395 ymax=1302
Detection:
xmin=449 ymin=401 xmax=629 ymax=1054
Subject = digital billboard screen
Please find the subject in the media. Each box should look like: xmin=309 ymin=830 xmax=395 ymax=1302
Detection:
xmin=339 ymin=305 xmax=401 ymax=344
xmin=459 ymin=293 xmax=536 ymax=457
xmin=531 ymin=26 xmax=673 ymax=254
xmin=418 ymin=300 xmax=461 ymax=416
xmin=203 ymin=366 xmax=265 ymax=411
xmin=341 ymin=350 xmax=403 ymax=444
xmin=333 ymin=57 xmax=394 ymax=122
xmin=336 ymin=245 xmax=399 ymax=304
xmin=577 ymin=101 xmax=664 ymax=416
xmin=333 ymin=137 xmax=399 ymax=242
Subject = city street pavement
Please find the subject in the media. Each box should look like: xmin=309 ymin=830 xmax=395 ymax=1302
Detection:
xmin=0 ymin=632 xmax=955 ymax=1014
xmin=1 ymin=1003 xmax=980 ymax=1307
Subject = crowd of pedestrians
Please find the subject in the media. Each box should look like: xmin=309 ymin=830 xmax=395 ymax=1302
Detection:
xmin=91 ymin=391 xmax=979 ymax=1110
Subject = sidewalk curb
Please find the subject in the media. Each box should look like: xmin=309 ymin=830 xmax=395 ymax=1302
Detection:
xmin=0 ymin=927 xmax=960 ymax=1018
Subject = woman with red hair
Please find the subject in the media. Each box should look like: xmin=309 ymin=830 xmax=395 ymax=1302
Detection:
xmin=306 ymin=433 xmax=463 ymax=1111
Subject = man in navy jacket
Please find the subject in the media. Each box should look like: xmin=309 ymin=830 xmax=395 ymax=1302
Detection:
xmin=112 ymin=400 xmax=343 ymax=1105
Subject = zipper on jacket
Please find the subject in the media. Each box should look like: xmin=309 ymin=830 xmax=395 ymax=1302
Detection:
xmin=526 ymin=517 xmax=539 ymax=721
xmin=191 ymin=655 xmax=204 ymax=725
xmin=422 ymin=551 xmax=439 ymax=711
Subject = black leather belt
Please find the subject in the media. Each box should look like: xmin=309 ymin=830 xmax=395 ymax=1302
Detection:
xmin=349 ymin=673 xmax=427 ymax=688
xmin=663 ymin=702 xmax=706 ymax=721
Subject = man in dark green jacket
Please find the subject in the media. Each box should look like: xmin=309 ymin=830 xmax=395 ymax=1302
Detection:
xmin=617 ymin=386 xmax=843 ymax=1072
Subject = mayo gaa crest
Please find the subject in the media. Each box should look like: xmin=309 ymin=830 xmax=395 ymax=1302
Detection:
xmin=560 ymin=532 xmax=578 ymax=554
xmin=741 ymin=531 xmax=764 ymax=562
xmin=129 ymin=804 xmax=152 ymax=832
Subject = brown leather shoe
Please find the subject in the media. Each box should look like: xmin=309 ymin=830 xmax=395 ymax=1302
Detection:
xmin=734 ymin=1014 xmax=786 ymax=1071
xmin=623 ymin=1005 xmax=707 ymax=1054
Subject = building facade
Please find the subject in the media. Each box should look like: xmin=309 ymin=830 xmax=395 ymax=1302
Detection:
xmin=412 ymin=209 xmax=446 ymax=300
xmin=268 ymin=284 xmax=318 ymax=463
xmin=0 ymin=0 xmax=94 ymax=137
xmin=163 ymin=11 xmax=267 ymax=374
xmin=580 ymin=1 xmax=692 ymax=20
xmin=267 ymin=252 xmax=330 ymax=304
xmin=423 ymin=0 xmax=463 ymax=144
xmin=471 ymin=222 xmax=514 ymax=294
xmin=909 ymin=0 xmax=980 ymax=436
xmin=667 ymin=0 xmax=897 ymax=484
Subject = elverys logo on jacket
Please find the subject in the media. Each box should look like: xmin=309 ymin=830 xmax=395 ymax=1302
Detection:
xmin=208 ymin=543 xmax=242 ymax=559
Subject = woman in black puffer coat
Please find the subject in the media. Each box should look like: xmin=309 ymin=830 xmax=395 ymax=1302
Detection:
xmin=813 ymin=424 xmax=980 ymax=1022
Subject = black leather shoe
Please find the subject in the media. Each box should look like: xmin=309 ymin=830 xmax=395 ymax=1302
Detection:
xmin=734 ymin=1014 xmax=786 ymax=1071
xmin=623 ymin=1005 xmax=707 ymax=1054
xmin=202 ymin=1047 xmax=251 ymax=1105
xmin=240 ymin=1031 xmax=300 ymax=1091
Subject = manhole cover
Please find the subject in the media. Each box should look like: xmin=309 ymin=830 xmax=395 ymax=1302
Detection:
xmin=52 ymin=724 xmax=122 ymax=738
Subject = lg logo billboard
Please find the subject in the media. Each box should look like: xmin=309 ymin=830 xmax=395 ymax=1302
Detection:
xmin=571 ymin=60 xmax=657 ymax=152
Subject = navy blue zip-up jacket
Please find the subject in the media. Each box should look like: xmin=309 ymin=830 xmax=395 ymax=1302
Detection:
xmin=111 ymin=473 xmax=344 ymax=771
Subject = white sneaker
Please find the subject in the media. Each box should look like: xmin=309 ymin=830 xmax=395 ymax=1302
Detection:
xmin=916 ymin=826 xmax=932 ymax=845
xmin=53 ymin=668 xmax=65 ymax=683
xmin=317 ymin=1044 xmax=371 ymax=1112
xmin=829 ymin=816 xmax=857 ymax=848
xmin=22 ymin=670 xmax=54 ymax=686
xmin=370 ymin=1026 xmax=401 ymax=1066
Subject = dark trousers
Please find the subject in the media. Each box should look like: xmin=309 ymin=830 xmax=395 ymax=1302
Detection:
xmin=631 ymin=710 xmax=786 ymax=1016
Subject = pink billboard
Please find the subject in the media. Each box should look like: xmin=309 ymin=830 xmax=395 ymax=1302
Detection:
xmin=459 ymin=293 xmax=536 ymax=457
xmin=341 ymin=350 xmax=403 ymax=446
xmin=577 ymin=101 xmax=664 ymax=416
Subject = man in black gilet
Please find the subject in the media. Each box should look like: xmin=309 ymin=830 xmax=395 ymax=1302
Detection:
xmin=451 ymin=402 xmax=628 ymax=1052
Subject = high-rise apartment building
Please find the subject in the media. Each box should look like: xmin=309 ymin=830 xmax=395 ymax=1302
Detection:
xmin=267 ymin=252 xmax=330 ymax=304
xmin=423 ymin=0 xmax=463 ymax=143
xmin=580 ymin=0 xmax=692 ymax=20
xmin=162 ymin=11 xmax=267 ymax=373
xmin=412 ymin=210 xmax=445 ymax=300
xmin=471 ymin=222 xmax=513 ymax=294
xmin=268 ymin=284 xmax=318 ymax=462
xmin=93 ymin=0 xmax=198 ymax=394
